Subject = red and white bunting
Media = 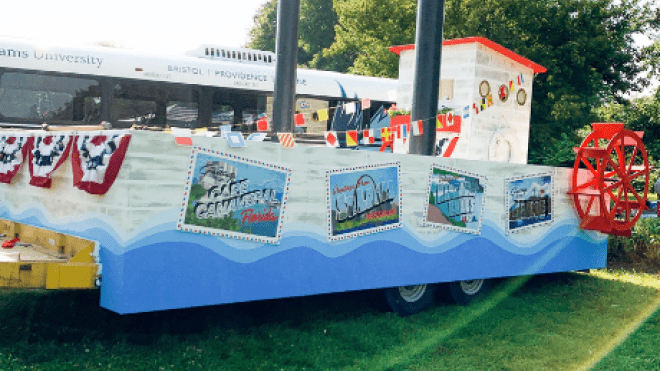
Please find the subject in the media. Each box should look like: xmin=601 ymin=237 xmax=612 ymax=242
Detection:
xmin=324 ymin=131 xmax=339 ymax=147
xmin=71 ymin=130 xmax=131 ymax=195
xmin=361 ymin=129 xmax=374 ymax=144
xmin=277 ymin=133 xmax=296 ymax=148
xmin=0 ymin=134 xmax=33 ymax=184
xmin=29 ymin=134 xmax=73 ymax=188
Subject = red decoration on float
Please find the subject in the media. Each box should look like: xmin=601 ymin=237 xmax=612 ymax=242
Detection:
xmin=0 ymin=134 xmax=33 ymax=184
xmin=71 ymin=131 xmax=131 ymax=195
xmin=28 ymin=134 xmax=73 ymax=188
xmin=568 ymin=123 xmax=650 ymax=236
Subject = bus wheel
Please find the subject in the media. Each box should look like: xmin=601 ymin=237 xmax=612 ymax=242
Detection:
xmin=448 ymin=279 xmax=492 ymax=305
xmin=384 ymin=284 xmax=437 ymax=316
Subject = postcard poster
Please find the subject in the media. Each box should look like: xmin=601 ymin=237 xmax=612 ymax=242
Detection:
xmin=506 ymin=173 xmax=553 ymax=233
xmin=326 ymin=163 xmax=401 ymax=241
xmin=423 ymin=166 xmax=487 ymax=234
xmin=178 ymin=148 xmax=291 ymax=244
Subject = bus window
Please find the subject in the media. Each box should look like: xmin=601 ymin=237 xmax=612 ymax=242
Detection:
xmin=112 ymin=79 xmax=198 ymax=128
xmin=0 ymin=70 xmax=101 ymax=125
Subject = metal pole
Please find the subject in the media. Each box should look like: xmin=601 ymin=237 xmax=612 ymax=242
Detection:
xmin=409 ymin=0 xmax=445 ymax=155
xmin=271 ymin=0 xmax=301 ymax=139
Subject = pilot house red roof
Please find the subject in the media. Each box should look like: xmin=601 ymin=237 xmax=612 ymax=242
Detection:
xmin=389 ymin=37 xmax=547 ymax=74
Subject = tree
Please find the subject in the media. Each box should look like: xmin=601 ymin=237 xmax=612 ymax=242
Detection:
xmin=247 ymin=0 xmax=338 ymax=67
xmin=594 ymin=87 xmax=660 ymax=161
xmin=321 ymin=0 xmax=659 ymax=164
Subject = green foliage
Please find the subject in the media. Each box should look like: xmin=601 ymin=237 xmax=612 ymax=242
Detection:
xmin=594 ymin=87 xmax=660 ymax=161
xmin=247 ymin=1 xmax=278 ymax=53
xmin=248 ymin=0 xmax=659 ymax=167
xmin=609 ymin=218 xmax=660 ymax=268
xmin=247 ymin=0 xmax=338 ymax=68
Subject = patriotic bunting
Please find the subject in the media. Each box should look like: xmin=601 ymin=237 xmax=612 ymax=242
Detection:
xmin=277 ymin=133 xmax=296 ymax=148
xmin=29 ymin=134 xmax=73 ymax=188
xmin=0 ymin=134 xmax=33 ymax=184
xmin=71 ymin=130 xmax=131 ymax=195
xmin=324 ymin=131 xmax=339 ymax=147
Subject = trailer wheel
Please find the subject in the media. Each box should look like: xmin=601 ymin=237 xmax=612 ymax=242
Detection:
xmin=448 ymin=279 xmax=492 ymax=305
xmin=384 ymin=284 xmax=437 ymax=316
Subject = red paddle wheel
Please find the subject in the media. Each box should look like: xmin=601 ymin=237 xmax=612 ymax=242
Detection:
xmin=568 ymin=123 xmax=650 ymax=236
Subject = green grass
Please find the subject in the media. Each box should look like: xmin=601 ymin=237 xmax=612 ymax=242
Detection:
xmin=0 ymin=271 xmax=657 ymax=370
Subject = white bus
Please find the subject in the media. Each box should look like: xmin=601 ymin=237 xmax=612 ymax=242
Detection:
xmin=0 ymin=38 xmax=397 ymax=132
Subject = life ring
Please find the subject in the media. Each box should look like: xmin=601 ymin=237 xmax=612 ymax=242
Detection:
xmin=488 ymin=130 xmax=517 ymax=163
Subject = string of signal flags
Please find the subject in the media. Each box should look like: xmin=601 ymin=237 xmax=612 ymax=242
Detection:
xmin=253 ymin=98 xmax=465 ymax=150
xmin=255 ymin=98 xmax=373 ymax=132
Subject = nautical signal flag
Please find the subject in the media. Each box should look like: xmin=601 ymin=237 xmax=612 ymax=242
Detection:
xmin=487 ymin=94 xmax=494 ymax=107
xmin=413 ymin=120 xmax=424 ymax=136
xmin=346 ymin=130 xmax=358 ymax=147
xmin=344 ymin=102 xmax=356 ymax=114
xmin=317 ymin=109 xmax=329 ymax=121
xmin=171 ymin=127 xmax=193 ymax=146
xmin=361 ymin=98 xmax=371 ymax=109
xmin=324 ymin=131 xmax=339 ymax=147
xmin=277 ymin=133 xmax=296 ymax=148
xmin=509 ymin=80 xmax=515 ymax=92
xmin=361 ymin=129 xmax=374 ymax=144
xmin=397 ymin=123 xmax=408 ymax=139
xmin=463 ymin=105 xmax=470 ymax=119
xmin=381 ymin=127 xmax=392 ymax=142
xmin=295 ymin=113 xmax=305 ymax=126
xmin=257 ymin=118 xmax=269 ymax=131
xmin=473 ymin=103 xmax=479 ymax=114
xmin=519 ymin=73 xmax=524 ymax=85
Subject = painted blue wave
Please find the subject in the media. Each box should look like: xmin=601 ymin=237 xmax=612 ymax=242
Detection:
xmin=0 ymin=203 xmax=606 ymax=264
xmin=100 ymin=231 xmax=606 ymax=314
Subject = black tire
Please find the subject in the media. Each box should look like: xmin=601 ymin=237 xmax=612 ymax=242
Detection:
xmin=384 ymin=284 xmax=437 ymax=316
xmin=448 ymin=279 xmax=492 ymax=305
